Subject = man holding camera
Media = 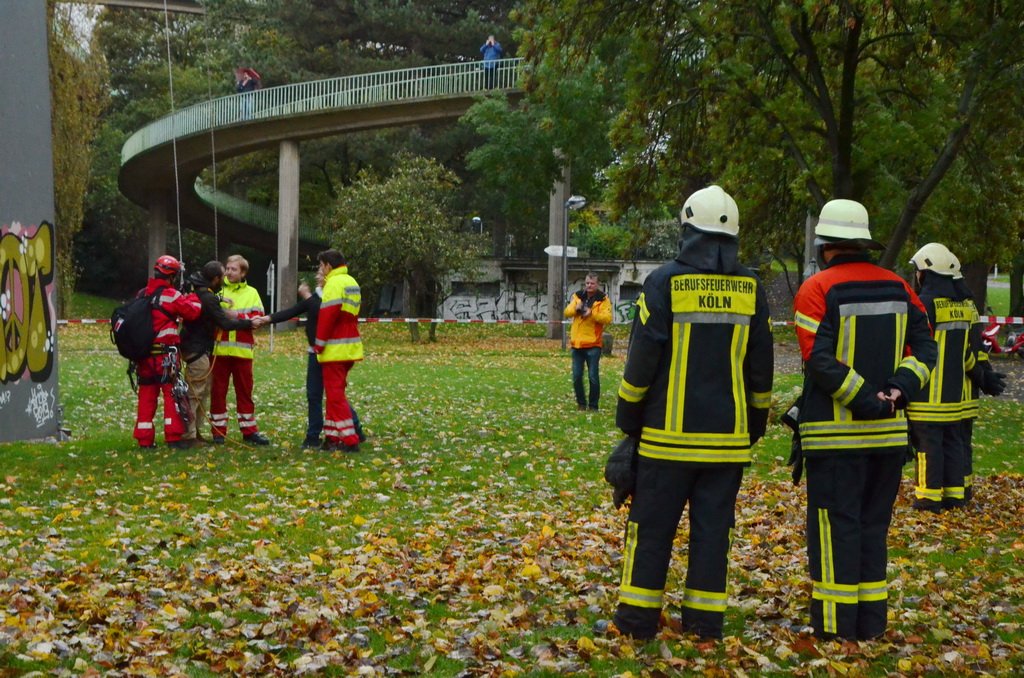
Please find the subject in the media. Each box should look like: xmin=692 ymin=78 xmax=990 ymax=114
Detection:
xmin=564 ymin=272 xmax=612 ymax=411
xmin=480 ymin=34 xmax=503 ymax=89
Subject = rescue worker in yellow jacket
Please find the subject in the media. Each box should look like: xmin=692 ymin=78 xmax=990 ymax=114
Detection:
xmin=563 ymin=272 xmax=613 ymax=410
xmin=793 ymin=199 xmax=936 ymax=640
xmin=210 ymin=254 xmax=270 ymax=445
xmin=612 ymin=185 xmax=774 ymax=640
xmin=314 ymin=249 xmax=364 ymax=452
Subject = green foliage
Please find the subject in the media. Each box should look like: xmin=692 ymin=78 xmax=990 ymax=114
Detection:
xmin=463 ymin=49 xmax=624 ymax=254
xmin=324 ymin=153 xmax=485 ymax=325
xmin=48 ymin=2 xmax=109 ymax=314
xmin=519 ymin=0 xmax=1024 ymax=271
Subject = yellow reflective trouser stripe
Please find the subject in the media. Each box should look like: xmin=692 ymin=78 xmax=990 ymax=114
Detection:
xmin=620 ymin=584 xmax=663 ymax=609
xmin=731 ymin=324 xmax=748 ymax=434
xmin=812 ymin=581 xmax=858 ymax=603
xmin=964 ymin=472 xmax=973 ymax=488
xmin=915 ymin=452 xmax=942 ymax=500
xmin=942 ymin=486 xmax=965 ymax=499
xmin=619 ymin=521 xmax=663 ymax=609
xmin=795 ymin=311 xmax=819 ymax=334
xmin=858 ymin=580 xmax=888 ymax=602
xmin=618 ymin=379 xmax=648 ymax=403
xmin=750 ymin=390 xmax=772 ymax=409
xmin=818 ymin=508 xmax=838 ymax=633
xmin=682 ymin=587 xmax=728 ymax=612
xmin=831 ymin=369 xmax=865 ymax=407
xmin=665 ymin=322 xmax=691 ymax=431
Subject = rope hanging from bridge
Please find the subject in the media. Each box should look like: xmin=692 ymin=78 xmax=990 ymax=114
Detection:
xmin=200 ymin=5 xmax=220 ymax=260
xmin=160 ymin=0 xmax=185 ymax=264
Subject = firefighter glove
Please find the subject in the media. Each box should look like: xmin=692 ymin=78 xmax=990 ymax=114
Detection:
xmin=604 ymin=436 xmax=639 ymax=509
xmin=981 ymin=370 xmax=1007 ymax=396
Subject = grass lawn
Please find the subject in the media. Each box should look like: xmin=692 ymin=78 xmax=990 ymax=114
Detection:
xmin=1 ymin=323 xmax=1022 ymax=676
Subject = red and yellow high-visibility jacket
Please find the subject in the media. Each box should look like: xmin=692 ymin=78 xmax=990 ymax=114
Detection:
xmin=316 ymin=265 xmax=363 ymax=363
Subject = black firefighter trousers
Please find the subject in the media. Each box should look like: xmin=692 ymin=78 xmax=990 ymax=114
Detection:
xmin=614 ymin=458 xmax=743 ymax=639
xmin=805 ymin=452 xmax=903 ymax=640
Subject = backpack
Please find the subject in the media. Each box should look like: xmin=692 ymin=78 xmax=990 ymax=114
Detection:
xmin=110 ymin=290 xmax=165 ymax=361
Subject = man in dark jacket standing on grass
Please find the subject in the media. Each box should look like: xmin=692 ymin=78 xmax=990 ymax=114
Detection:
xmin=178 ymin=261 xmax=264 ymax=446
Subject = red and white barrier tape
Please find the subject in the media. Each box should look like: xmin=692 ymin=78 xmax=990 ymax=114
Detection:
xmin=55 ymin=315 xmax=1024 ymax=327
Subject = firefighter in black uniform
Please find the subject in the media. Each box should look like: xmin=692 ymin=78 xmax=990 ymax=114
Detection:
xmin=793 ymin=199 xmax=936 ymax=640
xmin=907 ymin=243 xmax=974 ymax=511
xmin=948 ymin=254 xmax=1006 ymax=504
xmin=612 ymin=185 xmax=774 ymax=640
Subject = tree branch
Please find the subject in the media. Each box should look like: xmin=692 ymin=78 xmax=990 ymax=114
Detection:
xmin=880 ymin=69 xmax=979 ymax=268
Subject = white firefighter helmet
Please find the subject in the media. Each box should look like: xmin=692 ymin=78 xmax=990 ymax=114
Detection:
xmin=910 ymin=242 xmax=957 ymax=277
xmin=681 ymin=185 xmax=739 ymax=238
xmin=950 ymin=252 xmax=963 ymax=280
xmin=814 ymin=199 xmax=883 ymax=249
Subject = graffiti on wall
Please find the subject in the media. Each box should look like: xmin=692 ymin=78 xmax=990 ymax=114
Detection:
xmin=1 ymin=221 xmax=56 ymax=385
xmin=439 ymin=275 xmax=640 ymax=323
xmin=440 ymin=281 xmax=550 ymax=321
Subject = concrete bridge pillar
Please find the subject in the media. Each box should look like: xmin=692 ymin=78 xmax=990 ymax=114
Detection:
xmin=276 ymin=140 xmax=300 ymax=326
xmin=147 ymin=195 xmax=168 ymax=273
xmin=547 ymin=159 xmax=571 ymax=341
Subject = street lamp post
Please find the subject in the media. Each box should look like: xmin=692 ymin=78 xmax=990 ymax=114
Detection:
xmin=561 ymin=195 xmax=587 ymax=350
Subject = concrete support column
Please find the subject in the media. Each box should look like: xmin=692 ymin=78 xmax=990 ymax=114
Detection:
xmin=276 ymin=140 xmax=300 ymax=327
xmin=147 ymin=195 xmax=167 ymax=273
xmin=546 ymin=158 xmax=571 ymax=340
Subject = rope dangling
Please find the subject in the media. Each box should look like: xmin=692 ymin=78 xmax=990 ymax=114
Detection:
xmin=160 ymin=0 xmax=184 ymax=264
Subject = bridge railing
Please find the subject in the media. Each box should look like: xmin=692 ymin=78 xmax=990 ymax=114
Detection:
xmin=122 ymin=57 xmax=524 ymax=164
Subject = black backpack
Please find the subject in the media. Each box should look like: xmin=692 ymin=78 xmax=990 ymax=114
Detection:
xmin=110 ymin=290 xmax=167 ymax=361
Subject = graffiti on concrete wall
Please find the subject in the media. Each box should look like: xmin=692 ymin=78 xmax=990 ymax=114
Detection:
xmin=440 ymin=281 xmax=550 ymax=321
xmin=439 ymin=274 xmax=642 ymax=323
xmin=1 ymin=221 xmax=57 ymax=390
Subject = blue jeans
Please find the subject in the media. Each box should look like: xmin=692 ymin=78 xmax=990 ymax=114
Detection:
xmin=306 ymin=351 xmax=362 ymax=442
xmin=571 ymin=346 xmax=602 ymax=409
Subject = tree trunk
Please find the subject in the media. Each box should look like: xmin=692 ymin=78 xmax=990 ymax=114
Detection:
xmin=961 ymin=262 xmax=989 ymax=315
xmin=1010 ymin=253 xmax=1024 ymax=317
xmin=403 ymin=279 xmax=419 ymax=342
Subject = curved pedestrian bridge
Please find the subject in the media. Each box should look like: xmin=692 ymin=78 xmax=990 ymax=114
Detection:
xmin=120 ymin=58 xmax=524 ymax=255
